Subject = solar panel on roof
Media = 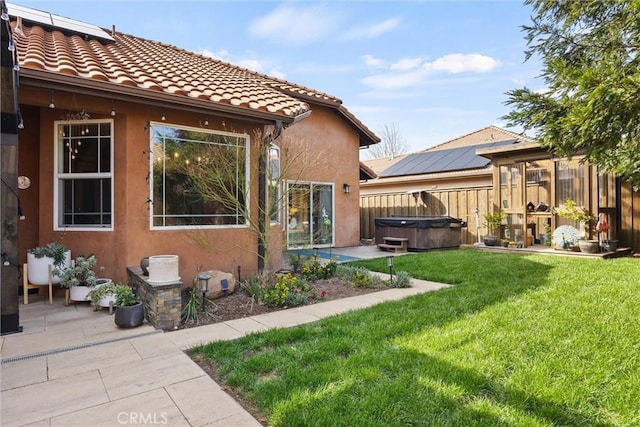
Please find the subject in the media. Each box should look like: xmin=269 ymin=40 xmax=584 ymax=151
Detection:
xmin=379 ymin=139 xmax=516 ymax=178
xmin=7 ymin=2 xmax=114 ymax=42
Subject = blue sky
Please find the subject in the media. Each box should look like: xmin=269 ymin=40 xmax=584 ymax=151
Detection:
xmin=14 ymin=1 xmax=543 ymax=156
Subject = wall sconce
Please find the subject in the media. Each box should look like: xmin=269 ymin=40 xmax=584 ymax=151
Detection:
xmin=110 ymin=100 xmax=116 ymax=116
xmin=197 ymin=273 xmax=212 ymax=312
xmin=161 ymin=111 xmax=166 ymax=121
xmin=386 ymin=255 xmax=394 ymax=284
xmin=343 ymin=183 xmax=351 ymax=194
xmin=49 ymin=91 xmax=55 ymax=109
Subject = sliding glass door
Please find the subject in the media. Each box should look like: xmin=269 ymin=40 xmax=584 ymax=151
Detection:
xmin=287 ymin=182 xmax=333 ymax=248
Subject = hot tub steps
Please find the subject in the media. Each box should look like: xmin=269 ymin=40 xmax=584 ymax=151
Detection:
xmin=378 ymin=237 xmax=409 ymax=253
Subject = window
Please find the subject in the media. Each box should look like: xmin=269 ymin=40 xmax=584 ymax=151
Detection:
xmin=150 ymin=123 xmax=249 ymax=228
xmin=268 ymin=144 xmax=281 ymax=224
xmin=54 ymin=120 xmax=113 ymax=230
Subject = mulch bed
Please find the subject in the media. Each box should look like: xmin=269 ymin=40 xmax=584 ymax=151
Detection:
xmin=179 ymin=277 xmax=388 ymax=329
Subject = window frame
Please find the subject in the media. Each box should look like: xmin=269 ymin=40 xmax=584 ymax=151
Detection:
xmin=149 ymin=121 xmax=251 ymax=230
xmin=53 ymin=119 xmax=114 ymax=232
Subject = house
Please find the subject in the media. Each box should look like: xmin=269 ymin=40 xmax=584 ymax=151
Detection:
xmin=0 ymin=2 xmax=379 ymax=332
xmin=360 ymin=126 xmax=533 ymax=243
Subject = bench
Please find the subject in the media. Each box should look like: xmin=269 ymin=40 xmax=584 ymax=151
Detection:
xmin=378 ymin=236 xmax=409 ymax=253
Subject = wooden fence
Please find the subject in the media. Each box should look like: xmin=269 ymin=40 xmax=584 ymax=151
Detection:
xmin=360 ymin=187 xmax=494 ymax=246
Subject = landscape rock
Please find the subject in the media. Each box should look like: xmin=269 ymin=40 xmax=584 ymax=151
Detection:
xmin=193 ymin=270 xmax=237 ymax=299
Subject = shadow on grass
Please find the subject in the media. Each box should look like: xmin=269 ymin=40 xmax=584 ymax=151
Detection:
xmin=194 ymin=251 xmax=606 ymax=425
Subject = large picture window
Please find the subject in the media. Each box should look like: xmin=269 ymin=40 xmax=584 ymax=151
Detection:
xmin=150 ymin=123 xmax=249 ymax=228
xmin=54 ymin=120 xmax=113 ymax=230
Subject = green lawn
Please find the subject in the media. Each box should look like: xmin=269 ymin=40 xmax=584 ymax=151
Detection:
xmin=192 ymin=249 xmax=640 ymax=426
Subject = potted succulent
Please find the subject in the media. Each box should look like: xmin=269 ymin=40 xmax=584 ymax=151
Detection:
xmin=54 ymin=254 xmax=105 ymax=302
xmin=27 ymin=242 xmax=71 ymax=285
xmin=88 ymin=282 xmax=117 ymax=311
xmin=113 ymin=285 xmax=144 ymax=328
xmin=483 ymin=210 xmax=505 ymax=246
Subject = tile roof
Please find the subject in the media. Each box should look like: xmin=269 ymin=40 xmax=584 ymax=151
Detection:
xmin=9 ymin=8 xmax=379 ymax=145
xmin=13 ymin=24 xmax=313 ymax=119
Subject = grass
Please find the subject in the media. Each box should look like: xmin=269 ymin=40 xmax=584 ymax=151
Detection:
xmin=192 ymin=249 xmax=640 ymax=426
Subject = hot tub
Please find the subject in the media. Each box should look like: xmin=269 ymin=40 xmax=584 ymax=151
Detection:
xmin=375 ymin=216 xmax=466 ymax=251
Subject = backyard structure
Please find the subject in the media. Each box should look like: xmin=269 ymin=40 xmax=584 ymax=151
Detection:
xmin=361 ymin=126 xmax=533 ymax=245
xmin=361 ymin=125 xmax=640 ymax=252
xmin=0 ymin=3 xmax=379 ymax=334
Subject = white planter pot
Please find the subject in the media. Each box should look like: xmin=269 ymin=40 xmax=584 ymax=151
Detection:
xmin=99 ymin=294 xmax=117 ymax=308
xmin=27 ymin=250 xmax=71 ymax=285
xmin=94 ymin=278 xmax=115 ymax=308
xmin=69 ymin=285 xmax=91 ymax=302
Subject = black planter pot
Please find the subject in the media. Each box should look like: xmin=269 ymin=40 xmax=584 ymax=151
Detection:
xmin=114 ymin=302 xmax=144 ymax=328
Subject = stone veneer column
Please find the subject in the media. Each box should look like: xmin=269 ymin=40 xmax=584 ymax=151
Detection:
xmin=127 ymin=267 xmax=182 ymax=330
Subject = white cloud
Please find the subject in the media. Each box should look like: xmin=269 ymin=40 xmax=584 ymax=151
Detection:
xmin=390 ymin=57 xmax=423 ymax=71
xmin=423 ymin=53 xmax=500 ymax=74
xmin=344 ymin=18 xmax=400 ymax=39
xmin=361 ymin=69 xmax=428 ymax=90
xmin=201 ymin=49 xmax=230 ymax=61
xmin=269 ymin=69 xmax=287 ymax=80
xmin=361 ymin=54 xmax=386 ymax=69
xmin=236 ymin=58 xmax=265 ymax=73
xmin=249 ymin=4 xmax=339 ymax=46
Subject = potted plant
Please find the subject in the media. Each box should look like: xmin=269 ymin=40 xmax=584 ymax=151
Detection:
xmin=556 ymin=199 xmax=598 ymax=253
xmin=54 ymin=254 xmax=103 ymax=302
xmin=27 ymin=242 xmax=71 ymax=285
xmin=113 ymin=285 xmax=144 ymax=328
xmin=595 ymin=213 xmax=617 ymax=252
xmin=88 ymin=282 xmax=117 ymax=311
xmin=483 ymin=210 xmax=505 ymax=246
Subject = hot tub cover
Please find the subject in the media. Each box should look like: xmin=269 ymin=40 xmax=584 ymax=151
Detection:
xmin=375 ymin=216 xmax=466 ymax=229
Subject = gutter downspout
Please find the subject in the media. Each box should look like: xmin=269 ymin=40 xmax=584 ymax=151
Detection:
xmin=258 ymin=120 xmax=283 ymax=275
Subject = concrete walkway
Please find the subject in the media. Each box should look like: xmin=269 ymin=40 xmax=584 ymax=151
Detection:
xmin=1 ymin=248 xmax=449 ymax=427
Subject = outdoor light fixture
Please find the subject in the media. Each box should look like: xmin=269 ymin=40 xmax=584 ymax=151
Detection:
xmin=197 ymin=273 xmax=212 ymax=312
xmin=2 ymin=252 xmax=10 ymax=266
xmin=110 ymin=100 xmax=116 ymax=116
xmin=343 ymin=183 xmax=351 ymax=194
xmin=1 ymin=5 xmax=9 ymax=20
xmin=17 ymin=110 xmax=24 ymax=129
xmin=161 ymin=111 xmax=166 ymax=121
xmin=48 ymin=91 xmax=55 ymax=109
xmin=7 ymin=39 xmax=14 ymax=52
xmin=204 ymin=118 xmax=209 ymax=126
xmin=313 ymin=247 xmax=319 ymax=260
xmin=387 ymin=255 xmax=394 ymax=284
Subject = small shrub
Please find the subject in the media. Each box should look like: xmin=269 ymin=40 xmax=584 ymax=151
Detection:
xmin=182 ymin=287 xmax=201 ymax=323
xmin=390 ymin=271 xmax=412 ymax=288
xmin=262 ymin=274 xmax=296 ymax=306
xmin=240 ymin=276 xmax=263 ymax=303
xmin=284 ymin=288 xmax=308 ymax=307
xmin=336 ymin=265 xmax=376 ymax=288
xmin=301 ymin=257 xmax=338 ymax=280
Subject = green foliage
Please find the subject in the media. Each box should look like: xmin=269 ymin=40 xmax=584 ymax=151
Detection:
xmin=88 ymin=282 xmax=116 ymax=311
xmin=390 ymin=270 xmax=412 ymax=288
xmin=300 ymin=257 xmax=337 ymax=280
xmin=503 ymin=0 xmax=640 ymax=187
xmin=29 ymin=242 xmax=68 ymax=268
xmin=336 ymin=265 xmax=377 ymax=288
xmin=53 ymin=254 xmax=99 ymax=288
xmin=240 ymin=276 xmax=262 ymax=304
xmin=483 ymin=210 xmax=505 ymax=234
xmin=556 ymin=198 xmax=596 ymax=225
xmin=197 ymin=250 xmax=640 ymax=426
xmin=114 ymin=285 xmax=140 ymax=307
xmin=182 ymin=287 xmax=201 ymax=323
xmin=262 ymin=274 xmax=307 ymax=307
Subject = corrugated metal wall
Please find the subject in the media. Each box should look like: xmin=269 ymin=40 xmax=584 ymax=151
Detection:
xmin=360 ymin=187 xmax=494 ymax=245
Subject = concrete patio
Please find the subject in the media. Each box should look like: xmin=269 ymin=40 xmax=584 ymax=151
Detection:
xmin=1 ymin=246 xmax=449 ymax=426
